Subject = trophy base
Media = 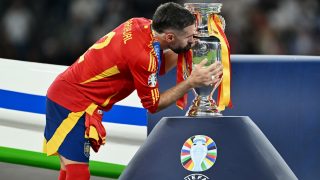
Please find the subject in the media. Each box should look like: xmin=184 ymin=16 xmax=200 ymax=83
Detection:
xmin=186 ymin=97 xmax=222 ymax=117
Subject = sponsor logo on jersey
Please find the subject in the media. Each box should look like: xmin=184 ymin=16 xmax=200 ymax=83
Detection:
xmin=84 ymin=141 xmax=90 ymax=158
xmin=148 ymin=73 xmax=157 ymax=87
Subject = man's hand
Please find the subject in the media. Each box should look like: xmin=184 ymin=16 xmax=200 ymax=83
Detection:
xmin=186 ymin=58 xmax=223 ymax=88
xmin=155 ymin=58 xmax=223 ymax=113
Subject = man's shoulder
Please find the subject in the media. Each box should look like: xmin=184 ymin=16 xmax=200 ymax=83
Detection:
xmin=130 ymin=17 xmax=152 ymax=30
xmin=121 ymin=17 xmax=152 ymax=34
xmin=131 ymin=17 xmax=152 ymax=24
xmin=120 ymin=17 xmax=152 ymax=51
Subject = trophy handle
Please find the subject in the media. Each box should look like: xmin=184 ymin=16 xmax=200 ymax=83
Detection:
xmin=217 ymin=15 xmax=226 ymax=31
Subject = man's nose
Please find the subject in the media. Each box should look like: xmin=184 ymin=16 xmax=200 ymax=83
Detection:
xmin=189 ymin=37 xmax=197 ymax=47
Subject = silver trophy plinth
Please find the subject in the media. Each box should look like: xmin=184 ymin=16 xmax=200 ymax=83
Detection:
xmin=185 ymin=3 xmax=224 ymax=117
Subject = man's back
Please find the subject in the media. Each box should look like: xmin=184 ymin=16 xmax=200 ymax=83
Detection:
xmin=47 ymin=18 xmax=161 ymax=113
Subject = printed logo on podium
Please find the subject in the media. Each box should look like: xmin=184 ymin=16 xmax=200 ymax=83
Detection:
xmin=184 ymin=174 xmax=210 ymax=180
xmin=180 ymin=135 xmax=217 ymax=172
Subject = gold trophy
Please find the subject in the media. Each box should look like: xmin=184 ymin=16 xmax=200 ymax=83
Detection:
xmin=184 ymin=3 xmax=225 ymax=116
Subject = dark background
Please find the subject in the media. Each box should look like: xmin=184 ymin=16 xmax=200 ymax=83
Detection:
xmin=1 ymin=0 xmax=320 ymax=65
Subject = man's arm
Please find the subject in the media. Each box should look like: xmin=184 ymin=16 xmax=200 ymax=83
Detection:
xmin=156 ymin=59 xmax=223 ymax=112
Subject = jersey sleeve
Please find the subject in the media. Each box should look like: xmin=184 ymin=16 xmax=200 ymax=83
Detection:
xmin=129 ymin=50 xmax=160 ymax=113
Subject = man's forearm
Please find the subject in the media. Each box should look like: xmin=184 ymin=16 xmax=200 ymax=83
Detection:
xmin=155 ymin=60 xmax=223 ymax=113
xmin=156 ymin=79 xmax=192 ymax=112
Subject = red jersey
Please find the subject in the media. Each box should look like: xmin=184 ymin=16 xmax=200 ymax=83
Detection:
xmin=47 ymin=18 xmax=164 ymax=113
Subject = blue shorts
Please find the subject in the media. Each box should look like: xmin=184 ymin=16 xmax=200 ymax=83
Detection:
xmin=43 ymin=97 xmax=90 ymax=162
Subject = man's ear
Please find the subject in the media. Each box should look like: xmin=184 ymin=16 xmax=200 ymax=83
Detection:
xmin=165 ymin=33 xmax=175 ymax=42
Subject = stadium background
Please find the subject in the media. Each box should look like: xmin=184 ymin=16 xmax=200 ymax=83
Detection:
xmin=0 ymin=0 xmax=320 ymax=65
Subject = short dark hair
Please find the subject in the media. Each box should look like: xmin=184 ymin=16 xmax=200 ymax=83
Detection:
xmin=152 ymin=2 xmax=195 ymax=33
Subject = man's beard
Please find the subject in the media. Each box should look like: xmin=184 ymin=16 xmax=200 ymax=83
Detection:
xmin=170 ymin=42 xmax=192 ymax=54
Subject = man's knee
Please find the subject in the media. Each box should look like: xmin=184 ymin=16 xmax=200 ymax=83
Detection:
xmin=59 ymin=155 xmax=90 ymax=180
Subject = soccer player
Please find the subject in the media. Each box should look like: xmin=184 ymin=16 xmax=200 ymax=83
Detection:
xmin=43 ymin=2 xmax=223 ymax=180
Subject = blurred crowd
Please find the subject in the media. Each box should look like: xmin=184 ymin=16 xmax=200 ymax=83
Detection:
xmin=0 ymin=0 xmax=319 ymax=65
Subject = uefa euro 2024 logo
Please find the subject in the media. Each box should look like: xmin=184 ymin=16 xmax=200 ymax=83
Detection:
xmin=180 ymin=135 xmax=217 ymax=173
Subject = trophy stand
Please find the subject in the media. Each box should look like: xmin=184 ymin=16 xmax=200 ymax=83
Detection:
xmin=120 ymin=116 xmax=298 ymax=180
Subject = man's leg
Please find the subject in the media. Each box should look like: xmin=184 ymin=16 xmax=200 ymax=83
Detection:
xmin=60 ymin=155 xmax=90 ymax=180
xmin=44 ymin=98 xmax=91 ymax=180
xmin=58 ymin=156 xmax=66 ymax=180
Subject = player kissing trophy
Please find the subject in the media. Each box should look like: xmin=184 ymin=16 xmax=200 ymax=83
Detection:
xmin=184 ymin=2 xmax=232 ymax=116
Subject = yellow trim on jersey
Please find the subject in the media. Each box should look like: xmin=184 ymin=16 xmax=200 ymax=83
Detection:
xmin=155 ymin=89 xmax=159 ymax=100
xmin=153 ymin=55 xmax=157 ymax=72
xmin=78 ymin=55 xmax=85 ymax=63
xmin=151 ymin=89 xmax=160 ymax=105
xmin=91 ymin=32 xmax=116 ymax=50
xmin=85 ymin=103 xmax=98 ymax=115
xmin=151 ymin=89 xmax=155 ymax=105
xmin=148 ymin=53 xmax=153 ymax=71
xmin=81 ymin=65 xmax=120 ymax=84
xmin=148 ymin=53 xmax=156 ymax=72
xmin=45 ymin=111 xmax=85 ymax=156
xmin=101 ymin=92 xmax=118 ymax=107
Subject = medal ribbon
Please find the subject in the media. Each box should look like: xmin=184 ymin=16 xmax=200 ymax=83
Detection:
xmin=176 ymin=50 xmax=192 ymax=109
xmin=208 ymin=14 xmax=232 ymax=110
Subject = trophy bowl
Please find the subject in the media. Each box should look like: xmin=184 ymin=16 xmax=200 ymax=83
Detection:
xmin=184 ymin=3 xmax=224 ymax=37
xmin=184 ymin=3 xmax=224 ymax=117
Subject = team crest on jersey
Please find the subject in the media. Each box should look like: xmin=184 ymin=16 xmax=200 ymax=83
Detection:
xmin=84 ymin=141 xmax=90 ymax=158
xmin=148 ymin=73 xmax=157 ymax=87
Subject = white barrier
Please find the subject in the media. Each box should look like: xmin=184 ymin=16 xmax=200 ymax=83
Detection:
xmin=0 ymin=58 xmax=147 ymax=165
